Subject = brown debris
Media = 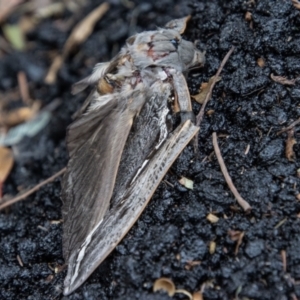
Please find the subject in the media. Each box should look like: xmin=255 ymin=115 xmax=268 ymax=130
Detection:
xmin=285 ymin=130 xmax=297 ymax=161
xmin=209 ymin=241 xmax=216 ymax=254
xmin=270 ymin=73 xmax=296 ymax=86
xmin=206 ymin=213 xmax=219 ymax=223
xmin=228 ymin=230 xmax=245 ymax=255
xmin=17 ymin=71 xmax=31 ymax=105
xmin=0 ymin=102 xmax=40 ymax=128
xmin=192 ymin=76 xmax=221 ymax=104
xmin=185 ymin=260 xmax=201 ymax=270
xmin=153 ymin=278 xmax=176 ymax=297
xmin=245 ymin=11 xmax=252 ymax=21
xmin=192 ymin=292 xmax=203 ymax=300
xmin=45 ymin=2 xmax=110 ymax=84
xmin=257 ymin=57 xmax=265 ymax=68
xmin=0 ymin=147 xmax=14 ymax=198
xmin=212 ymin=132 xmax=252 ymax=212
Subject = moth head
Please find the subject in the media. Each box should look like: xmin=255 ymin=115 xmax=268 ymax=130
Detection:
xmin=126 ymin=16 xmax=205 ymax=72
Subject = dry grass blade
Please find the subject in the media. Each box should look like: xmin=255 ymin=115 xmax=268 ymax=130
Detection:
xmin=285 ymin=129 xmax=297 ymax=161
xmin=0 ymin=147 xmax=14 ymax=198
xmin=228 ymin=230 xmax=245 ymax=255
xmin=0 ymin=167 xmax=66 ymax=210
xmin=62 ymin=2 xmax=110 ymax=56
xmin=45 ymin=2 xmax=110 ymax=84
xmin=270 ymin=73 xmax=296 ymax=86
xmin=18 ymin=71 xmax=31 ymax=104
xmin=212 ymin=132 xmax=251 ymax=212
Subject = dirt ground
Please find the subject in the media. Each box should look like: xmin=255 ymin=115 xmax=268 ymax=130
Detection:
xmin=1 ymin=0 xmax=300 ymax=299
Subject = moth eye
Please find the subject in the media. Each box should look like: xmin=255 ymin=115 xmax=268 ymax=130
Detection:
xmin=170 ymin=38 xmax=180 ymax=50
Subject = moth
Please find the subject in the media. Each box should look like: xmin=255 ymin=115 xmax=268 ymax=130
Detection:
xmin=61 ymin=16 xmax=205 ymax=295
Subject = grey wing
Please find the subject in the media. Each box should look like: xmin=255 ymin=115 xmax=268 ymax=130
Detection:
xmin=63 ymin=118 xmax=199 ymax=295
xmin=61 ymin=90 xmax=145 ymax=260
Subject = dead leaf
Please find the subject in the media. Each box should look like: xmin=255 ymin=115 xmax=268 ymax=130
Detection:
xmin=206 ymin=213 xmax=219 ymax=223
xmin=0 ymin=146 xmax=14 ymax=197
xmin=286 ymin=130 xmax=297 ymax=161
xmin=153 ymin=278 xmax=175 ymax=296
xmin=192 ymin=76 xmax=221 ymax=104
xmin=292 ymin=0 xmax=300 ymax=10
xmin=0 ymin=102 xmax=40 ymax=128
xmin=178 ymin=176 xmax=194 ymax=189
xmin=45 ymin=2 xmax=110 ymax=84
xmin=270 ymin=73 xmax=296 ymax=86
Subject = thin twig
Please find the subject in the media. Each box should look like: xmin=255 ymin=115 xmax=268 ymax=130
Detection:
xmin=212 ymin=132 xmax=251 ymax=212
xmin=0 ymin=168 xmax=66 ymax=211
xmin=17 ymin=71 xmax=31 ymax=105
xmin=281 ymin=250 xmax=287 ymax=272
xmin=196 ymin=46 xmax=235 ymax=126
xmin=277 ymin=117 xmax=300 ymax=135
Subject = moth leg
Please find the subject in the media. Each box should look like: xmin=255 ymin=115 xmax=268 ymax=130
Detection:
xmin=171 ymin=70 xmax=195 ymax=124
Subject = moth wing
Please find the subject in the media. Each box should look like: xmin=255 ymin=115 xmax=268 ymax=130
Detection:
xmin=63 ymin=120 xmax=199 ymax=295
xmin=61 ymin=90 xmax=145 ymax=261
xmin=71 ymin=62 xmax=110 ymax=95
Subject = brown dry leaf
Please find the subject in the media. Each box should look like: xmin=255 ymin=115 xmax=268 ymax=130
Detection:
xmin=178 ymin=176 xmax=194 ymax=189
xmin=192 ymin=76 xmax=221 ymax=104
xmin=270 ymin=73 xmax=296 ymax=86
xmin=0 ymin=102 xmax=40 ymax=128
xmin=0 ymin=147 xmax=14 ymax=197
xmin=45 ymin=2 xmax=110 ymax=84
xmin=153 ymin=278 xmax=175 ymax=296
xmin=257 ymin=57 xmax=265 ymax=68
xmin=228 ymin=230 xmax=244 ymax=255
xmin=292 ymin=0 xmax=300 ymax=9
xmin=286 ymin=130 xmax=297 ymax=161
xmin=206 ymin=213 xmax=219 ymax=223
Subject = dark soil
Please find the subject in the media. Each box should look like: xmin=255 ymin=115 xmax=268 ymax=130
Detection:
xmin=1 ymin=0 xmax=300 ymax=299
